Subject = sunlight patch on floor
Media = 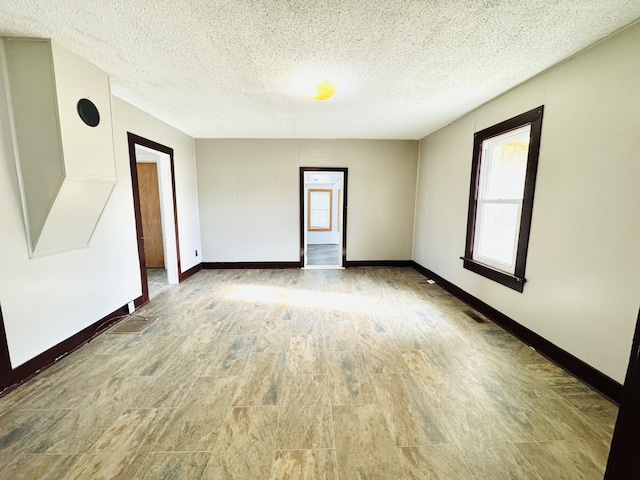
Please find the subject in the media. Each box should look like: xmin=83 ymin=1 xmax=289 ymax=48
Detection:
xmin=227 ymin=285 xmax=374 ymax=312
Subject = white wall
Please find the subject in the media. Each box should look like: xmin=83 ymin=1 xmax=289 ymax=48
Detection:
xmin=413 ymin=22 xmax=640 ymax=382
xmin=0 ymin=78 xmax=200 ymax=367
xmin=196 ymin=139 xmax=418 ymax=262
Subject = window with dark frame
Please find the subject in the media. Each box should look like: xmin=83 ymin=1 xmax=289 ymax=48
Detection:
xmin=462 ymin=105 xmax=544 ymax=292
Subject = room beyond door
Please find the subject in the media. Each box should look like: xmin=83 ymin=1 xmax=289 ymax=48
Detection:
xmin=300 ymin=167 xmax=348 ymax=268
xmin=137 ymin=162 xmax=165 ymax=268
xmin=127 ymin=133 xmax=181 ymax=306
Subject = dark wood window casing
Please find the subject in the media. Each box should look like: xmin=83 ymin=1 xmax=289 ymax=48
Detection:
xmin=462 ymin=105 xmax=544 ymax=292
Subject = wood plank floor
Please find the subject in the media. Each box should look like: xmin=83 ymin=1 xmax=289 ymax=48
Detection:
xmin=306 ymin=244 xmax=340 ymax=266
xmin=0 ymin=268 xmax=617 ymax=479
xmin=147 ymin=267 xmax=169 ymax=299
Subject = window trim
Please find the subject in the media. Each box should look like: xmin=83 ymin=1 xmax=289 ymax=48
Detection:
xmin=307 ymin=188 xmax=333 ymax=231
xmin=462 ymin=105 xmax=544 ymax=292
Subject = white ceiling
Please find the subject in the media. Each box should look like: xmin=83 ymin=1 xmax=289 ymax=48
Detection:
xmin=1 ymin=1 xmax=639 ymax=139
xmin=306 ymin=173 xmax=342 ymax=185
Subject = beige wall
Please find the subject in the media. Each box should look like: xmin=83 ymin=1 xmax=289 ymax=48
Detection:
xmin=196 ymin=139 xmax=418 ymax=262
xmin=0 ymin=86 xmax=200 ymax=366
xmin=413 ymin=22 xmax=640 ymax=382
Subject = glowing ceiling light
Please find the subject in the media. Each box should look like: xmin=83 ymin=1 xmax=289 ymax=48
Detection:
xmin=311 ymin=79 xmax=338 ymax=101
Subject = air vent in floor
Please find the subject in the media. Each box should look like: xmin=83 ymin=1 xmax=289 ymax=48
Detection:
xmin=466 ymin=311 xmax=486 ymax=323
xmin=108 ymin=315 xmax=156 ymax=334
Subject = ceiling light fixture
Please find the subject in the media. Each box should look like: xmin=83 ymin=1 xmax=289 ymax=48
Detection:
xmin=311 ymin=79 xmax=338 ymax=101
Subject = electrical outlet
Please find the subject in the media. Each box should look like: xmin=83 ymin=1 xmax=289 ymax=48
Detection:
xmin=195 ymin=249 xmax=198 ymax=257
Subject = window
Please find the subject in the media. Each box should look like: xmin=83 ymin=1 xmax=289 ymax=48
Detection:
xmin=308 ymin=189 xmax=333 ymax=231
xmin=462 ymin=106 xmax=544 ymax=292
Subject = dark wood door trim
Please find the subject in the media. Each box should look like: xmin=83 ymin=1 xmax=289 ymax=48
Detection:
xmin=0 ymin=305 xmax=15 ymax=392
xmin=605 ymin=309 xmax=640 ymax=479
xmin=127 ymin=133 xmax=181 ymax=306
xmin=299 ymin=167 xmax=348 ymax=267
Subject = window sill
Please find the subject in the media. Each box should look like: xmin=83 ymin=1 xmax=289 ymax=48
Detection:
xmin=461 ymin=257 xmax=525 ymax=292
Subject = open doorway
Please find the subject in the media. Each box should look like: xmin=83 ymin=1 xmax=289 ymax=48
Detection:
xmin=0 ymin=306 xmax=14 ymax=392
xmin=128 ymin=133 xmax=181 ymax=305
xmin=300 ymin=167 xmax=348 ymax=269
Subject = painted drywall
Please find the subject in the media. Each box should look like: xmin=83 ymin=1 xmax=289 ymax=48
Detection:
xmin=0 ymin=70 xmax=201 ymax=367
xmin=3 ymin=39 xmax=117 ymax=257
xmin=196 ymin=139 xmax=417 ymax=262
xmin=413 ymin=22 xmax=640 ymax=382
xmin=0 ymin=65 xmax=137 ymax=367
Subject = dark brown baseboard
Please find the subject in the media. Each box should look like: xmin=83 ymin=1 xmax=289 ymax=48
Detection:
xmin=179 ymin=262 xmax=202 ymax=282
xmin=411 ymin=260 xmax=622 ymax=405
xmin=203 ymin=260 xmax=413 ymax=270
xmin=345 ymin=260 xmax=413 ymax=268
xmin=0 ymin=302 xmax=134 ymax=398
xmin=133 ymin=294 xmax=148 ymax=309
xmin=202 ymin=262 xmax=302 ymax=269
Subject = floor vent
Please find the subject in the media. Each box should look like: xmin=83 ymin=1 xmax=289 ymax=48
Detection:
xmin=466 ymin=311 xmax=486 ymax=323
xmin=108 ymin=315 xmax=156 ymax=334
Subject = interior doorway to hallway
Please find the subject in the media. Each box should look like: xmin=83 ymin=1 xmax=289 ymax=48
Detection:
xmin=136 ymin=156 xmax=169 ymax=298
xmin=300 ymin=167 xmax=348 ymax=269
xmin=127 ymin=133 xmax=181 ymax=305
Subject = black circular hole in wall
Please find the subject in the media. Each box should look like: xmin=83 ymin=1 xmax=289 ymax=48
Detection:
xmin=77 ymin=98 xmax=100 ymax=127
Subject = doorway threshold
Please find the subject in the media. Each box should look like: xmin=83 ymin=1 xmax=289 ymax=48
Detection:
xmin=303 ymin=266 xmax=345 ymax=270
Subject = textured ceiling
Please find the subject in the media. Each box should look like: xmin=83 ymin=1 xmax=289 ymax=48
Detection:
xmin=1 ymin=1 xmax=639 ymax=139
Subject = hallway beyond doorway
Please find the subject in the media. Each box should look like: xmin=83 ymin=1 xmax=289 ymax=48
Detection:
xmin=306 ymin=244 xmax=340 ymax=266
xmin=301 ymin=167 xmax=347 ymax=269
xmin=147 ymin=268 xmax=170 ymax=298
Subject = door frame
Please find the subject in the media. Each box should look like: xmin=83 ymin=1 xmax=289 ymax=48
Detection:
xmin=0 ymin=305 xmax=15 ymax=391
xmin=127 ymin=133 xmax=181 ymax=306
xmin=605 ymin=309 xmax=640 ymax=479
xmin=299 ymin=167 xmax=348 ymax=268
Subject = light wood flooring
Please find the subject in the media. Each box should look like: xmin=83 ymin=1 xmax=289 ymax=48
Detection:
xmin=0 ymin=267 xmax=618 ymax=479
xmin=306 ymin=244 xmax=340 ymax=266
xmin=147 ymin=267 xmax=169 ymax=299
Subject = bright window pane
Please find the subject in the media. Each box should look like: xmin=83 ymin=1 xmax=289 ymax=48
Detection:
xmin=475 ymin=203 xmax=519 ymax=266
xmin=308 ymin=189 xmax=332 ymax=230
xmin=473 ymin=124 xmax=531 ymax=272
xmin=482 ymin=125 xmax=530 ymax=200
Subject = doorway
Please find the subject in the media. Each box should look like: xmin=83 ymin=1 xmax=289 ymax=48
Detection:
xmin=604 ymin=309 xmax=640 ymax=478
xmin=0 ymin=306 xmax=14 ymax=392
xmin=128 ymin=133 xmax=181 ymax=305
xmin=300 ymin=167 xmax=348 ymax=269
